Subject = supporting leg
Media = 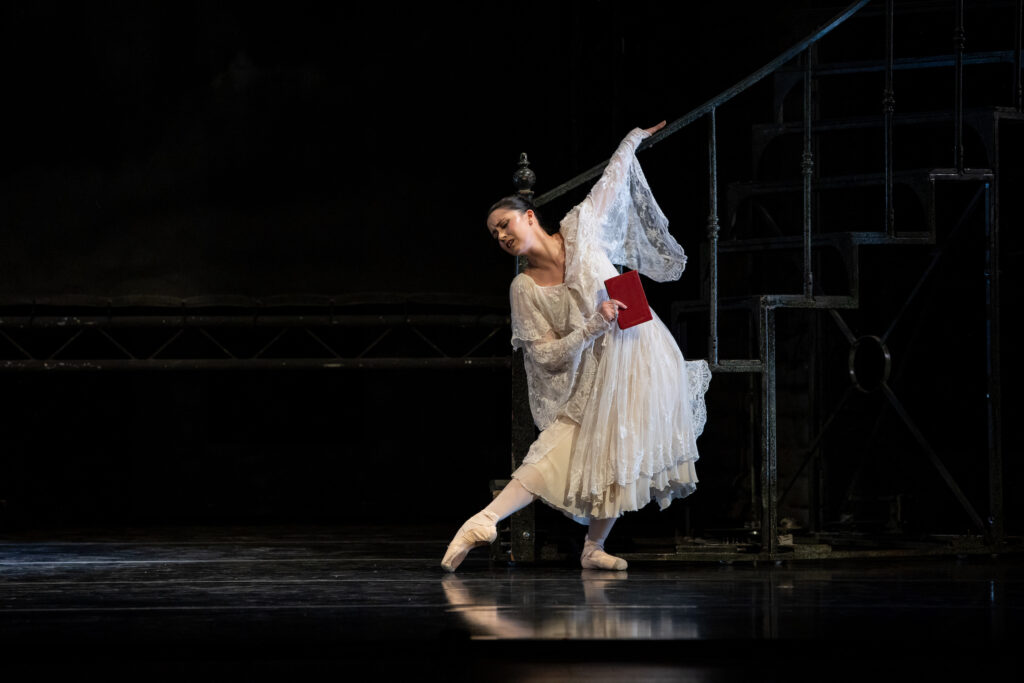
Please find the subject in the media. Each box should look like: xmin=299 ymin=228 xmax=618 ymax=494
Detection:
xmin=581 ymin=517 xmax=627 ymax=570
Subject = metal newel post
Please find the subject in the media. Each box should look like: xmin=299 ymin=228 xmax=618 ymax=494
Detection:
xmin=510 ymin=152 xmax=536 ymax=563
xmin=513 ymin=153 xmax=537 ymax=277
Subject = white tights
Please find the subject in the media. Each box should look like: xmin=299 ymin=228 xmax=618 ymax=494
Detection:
xmin=483 ymin=479 xmax=536 ymax=521
xmin=476 ymin=479 xmax=626 ymax=570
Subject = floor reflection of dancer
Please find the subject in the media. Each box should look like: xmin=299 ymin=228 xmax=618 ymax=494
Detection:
xmin=442 ymin=121 xmax=711 ymax=572
xmin=441 ymin=572 xmax=635 ymax=639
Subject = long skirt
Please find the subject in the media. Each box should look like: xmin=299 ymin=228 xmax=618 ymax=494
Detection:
xmin=512 ymin=415 xmax=699 ymax=524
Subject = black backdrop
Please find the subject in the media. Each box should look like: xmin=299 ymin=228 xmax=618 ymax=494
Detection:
xmin=0 ymin=1 xmax=835 ymax=298
xmin=2 ymin=1 xmax=1018 ymax=533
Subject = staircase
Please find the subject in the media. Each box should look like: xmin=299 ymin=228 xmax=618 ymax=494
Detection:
xmin=515 ymin=0 xmax=1019 ymax=561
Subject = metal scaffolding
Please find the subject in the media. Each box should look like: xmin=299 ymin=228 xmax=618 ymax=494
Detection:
xmin=0 ymin=294 xmax=511 ymax=371
xmin=514 ymin=0 xmax=1017 ymax=562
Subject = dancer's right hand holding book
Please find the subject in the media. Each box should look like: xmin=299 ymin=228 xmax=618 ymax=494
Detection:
xmin=599 ymin=298 xmax=628 ymax=323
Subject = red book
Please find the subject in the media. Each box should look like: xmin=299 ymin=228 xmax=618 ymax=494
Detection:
xmin=603 ymin=270 xmax=652 ymax=330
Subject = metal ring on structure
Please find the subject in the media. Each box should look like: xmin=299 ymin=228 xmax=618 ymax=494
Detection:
xmin=848 ymin=335 xmax=891 ymax=393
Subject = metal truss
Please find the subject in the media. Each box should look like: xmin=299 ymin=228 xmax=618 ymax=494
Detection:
xmin=0 ymin=295 xmax=511 ymax=371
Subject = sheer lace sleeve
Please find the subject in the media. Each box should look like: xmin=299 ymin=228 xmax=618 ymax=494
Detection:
xmin=510 ymin=275 xmax=609 ymax=367
xmin=575 ymin=128 xmax=687 ymax=283
xmin=509 ymin=274 xmax=611 ymax=430
xmin=520 ymin=312 xmax=610 ymax=372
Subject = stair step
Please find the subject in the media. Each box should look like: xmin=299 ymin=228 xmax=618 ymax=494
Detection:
xmin=775 ymin=50 xmax=1016 ymax=77
xmin=673 ymin=296 xmax=758 ymax=314
xmin=751 ymin=107 xmax=1019 ymax=138
xmin=673 ymin=294 xmax=857 ymax=315
xmin=928 ymin=168 xmax=995 ymax=181
xmin=763 ymin=294 xmax=857 ymax=309
xmin=717 ymin=231 xmax=933 ymax=253
xmin=711 ymin=359 xmax=763 ymax=374
xmin=730 ymin=169 xmax=931 ymax=197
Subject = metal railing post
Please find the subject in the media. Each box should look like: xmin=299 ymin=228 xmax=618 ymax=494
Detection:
xmin=1015 ymin=0 xmax=1022 ymax=111
xmin=954 ymin=0 xmax=966 ymax=173
xmin=760 ymin=303 xmax=778 ymax=557
xmin=884 ymin=0 xmax=896 ymax=235
xmin=802 ymin=47 xmax=815 ymax=298
xmin=984 ymin=181 xmax=1004 ymax=544
xmin=707 ymin=108 xmax=720 ymax=366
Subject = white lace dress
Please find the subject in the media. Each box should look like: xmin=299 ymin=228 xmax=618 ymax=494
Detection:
xmin=510 ymin=128 xmax=712 ymax=524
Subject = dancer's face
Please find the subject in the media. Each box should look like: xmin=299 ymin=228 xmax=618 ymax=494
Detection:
xmin=486 ymin=209 xmax=533 ymax=256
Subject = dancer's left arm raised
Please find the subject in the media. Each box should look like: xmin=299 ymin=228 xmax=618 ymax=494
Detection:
xmin=577 ymin=120 xmax=687 ymax=283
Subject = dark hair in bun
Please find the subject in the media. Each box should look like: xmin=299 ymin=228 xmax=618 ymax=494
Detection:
xmin=487 ymin=195 xmax=548 ymax=231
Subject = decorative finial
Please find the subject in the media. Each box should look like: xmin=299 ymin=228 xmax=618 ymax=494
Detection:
xmin=513 ymin=152 xmax=535 ymax=200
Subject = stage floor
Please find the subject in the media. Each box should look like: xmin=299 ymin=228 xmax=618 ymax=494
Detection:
xmin=1 ymin=525 xmax=1020 ymax=680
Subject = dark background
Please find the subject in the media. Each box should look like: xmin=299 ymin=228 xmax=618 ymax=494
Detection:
xmin=0 ymin=1 xmax=840 ymax=299
xmin=1 ymin=1 xmax=1018 ymax=539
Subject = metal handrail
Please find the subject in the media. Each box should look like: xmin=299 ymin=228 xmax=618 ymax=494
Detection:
xmin=534 ymin=0 xmax=871 ymax=380
xmin=533 ymin=0 xmax=871 ymax=208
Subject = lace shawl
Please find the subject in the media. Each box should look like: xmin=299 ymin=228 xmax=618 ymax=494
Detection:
xmin=510 ymin=128 xmax=688 ymax=431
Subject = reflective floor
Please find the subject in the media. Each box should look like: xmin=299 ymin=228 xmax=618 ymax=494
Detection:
xmin=1 ymin=525 xmax=1020 ymax=680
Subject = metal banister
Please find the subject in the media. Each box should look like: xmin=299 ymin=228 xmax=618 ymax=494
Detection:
xmin=533 ymin=0 xmax=872 ymax=208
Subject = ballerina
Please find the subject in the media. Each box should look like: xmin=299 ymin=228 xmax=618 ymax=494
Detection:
xmin=442 ymin=121 xmax=711 ymax=572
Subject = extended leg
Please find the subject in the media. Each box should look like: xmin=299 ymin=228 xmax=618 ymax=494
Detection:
xmin=581 ymin=516 xmax=627 ymax=570
xmin=484 ymin=478 xmax=536 ymax=521
xmin=441 ymin=479 xmax=536 ymax=572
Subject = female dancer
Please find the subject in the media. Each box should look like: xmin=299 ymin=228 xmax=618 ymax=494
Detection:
xmin=442 ymin=121 xmax=711 ymax=571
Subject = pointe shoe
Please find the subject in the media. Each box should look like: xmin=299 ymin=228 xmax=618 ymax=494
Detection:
xmin=580 ymin=537 xmax=627 ymax=571
xmin=441 ymin=510 xmax=499 ymax=572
